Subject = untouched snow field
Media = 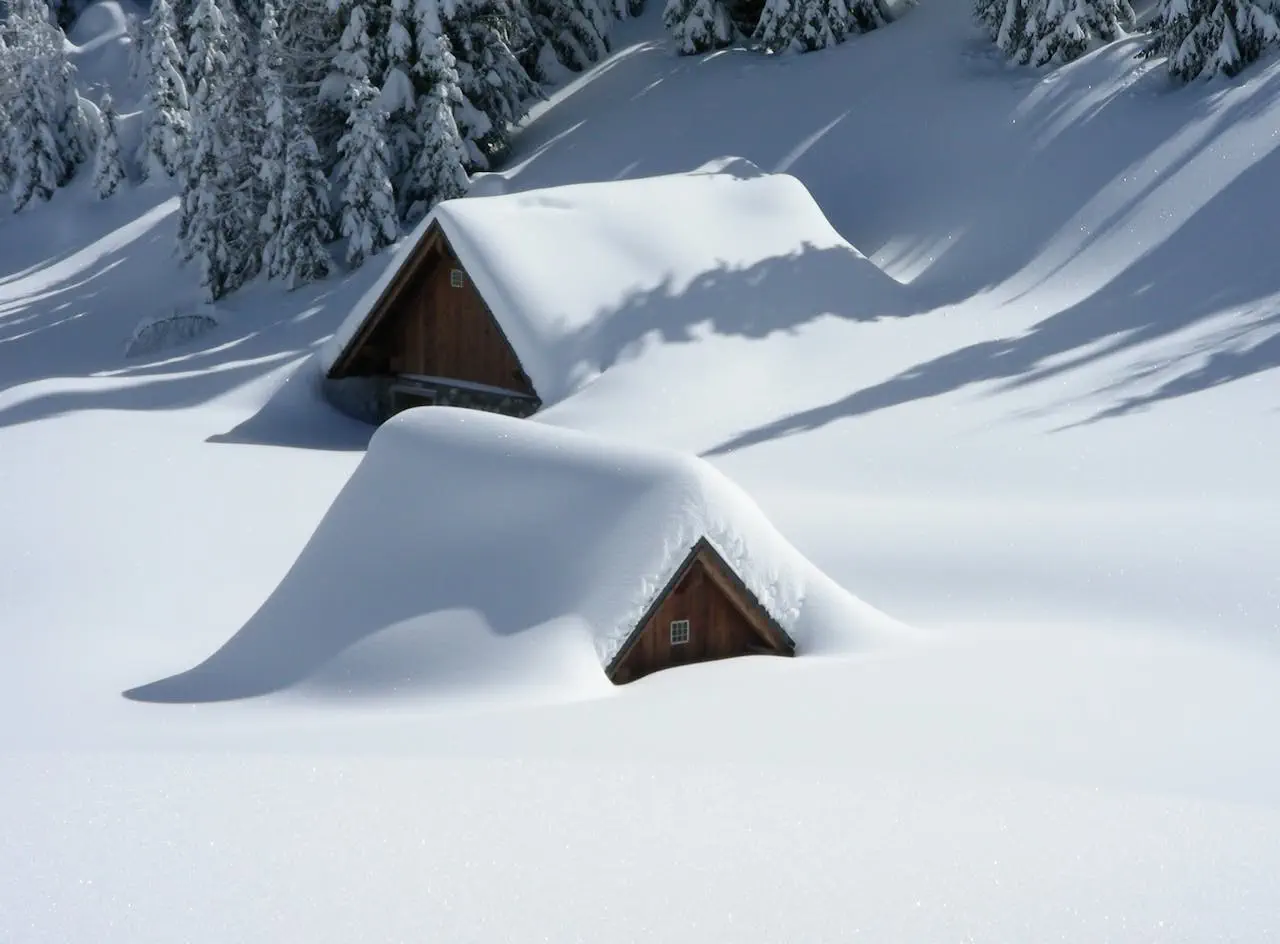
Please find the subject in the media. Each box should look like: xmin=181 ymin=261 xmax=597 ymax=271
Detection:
xmin=3 ymin=1 xmax=1280 ymax=941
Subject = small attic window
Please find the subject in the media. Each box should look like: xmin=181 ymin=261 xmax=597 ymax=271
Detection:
xmin=670 ymin=620 xmax=690 ymax=646
xmin=449 ymin=268 xmax=465 ymax=288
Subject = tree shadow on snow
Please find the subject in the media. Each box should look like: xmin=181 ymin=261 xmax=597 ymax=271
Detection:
xmin=562 ymin=241 xmax=912 ymax=376
xmin=705 ymin=58 xmax=1280 ymax=454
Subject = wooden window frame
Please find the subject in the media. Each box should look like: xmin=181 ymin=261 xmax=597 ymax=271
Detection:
xmin=449 ymin=268 xmax=465 ymax=288
xmin=670 ymin=619 xmax=690 ymax=646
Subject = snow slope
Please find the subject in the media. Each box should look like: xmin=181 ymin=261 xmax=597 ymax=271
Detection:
xmin=3 ymin=1 xmax=1280 ymax=942
xmin=127 ymin=407 xmax=902 ymax=703
xmin=326 ymin=158 xmax=902 ymax=405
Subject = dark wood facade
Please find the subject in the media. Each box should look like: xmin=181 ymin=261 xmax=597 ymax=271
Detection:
xmin=607 ymin=538 xmax=796 ymax=684
xmin=327 ymin=222 xmax=538 ymax=413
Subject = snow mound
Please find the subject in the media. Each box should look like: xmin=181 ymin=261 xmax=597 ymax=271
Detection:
xmin=67 ymin=1 xmax=129 ymax=49
xmin=690 ymin=155 xmax=765 ymax=178
xmin=126 ymin=408 xmax=904 ymax=704
xmin=124 ymin=309 xmax=220 ymax=358
xmin=322 ymin=163 xmax=903 ymax=406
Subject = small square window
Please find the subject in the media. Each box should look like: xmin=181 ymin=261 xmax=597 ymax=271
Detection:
xmin=449 ymin=268 xmax=465 ymax=288
xmin=670 ymin=619 xmax=690 ymax=646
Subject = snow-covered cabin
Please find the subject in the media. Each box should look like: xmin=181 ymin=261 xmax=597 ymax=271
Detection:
xmin=321 ymin=158 xmax=899 ymax=423
xmin=126 ymin=409 xmax=901 ymax=702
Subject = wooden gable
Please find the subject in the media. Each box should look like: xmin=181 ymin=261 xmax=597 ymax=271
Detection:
xmin=606 ymin=537 xmax=796 ymax=685
xmin=327 ymin=221 xmax=537 ymax=400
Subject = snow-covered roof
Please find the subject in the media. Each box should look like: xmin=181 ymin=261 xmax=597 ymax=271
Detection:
xmin=139 ymin=408 xmax=902 ymax=700
xmin=321 ymin=158 xmax=901 ymax=406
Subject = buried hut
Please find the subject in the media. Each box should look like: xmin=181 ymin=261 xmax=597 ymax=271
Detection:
xmin=606 ymin=535 xmax=795 ymax=684
xmin=320 ymin=158 xmax=900 ymax=424
xmin=126 ymin=409 xmax=901 ymax=702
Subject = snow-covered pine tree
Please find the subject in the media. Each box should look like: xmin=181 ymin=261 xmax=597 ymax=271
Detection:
xmin=437 ymin=0 xmax=543 ymax=168
xmin=1028 ymin=0 xmax=1133 ymax=65
xmin=403 ymin=26 xmax=469 ymax=220
xmin=257 ymin=0 xmax=288 ymax=276
xmin=138 ymin=0 xmax=191 ymax=180
xmin=224 ymin=4 xmax=267 ymax=286
xmin=278 ymin=0 xmax=343 ymax=167
xmin=975 ymin=0 xmax=1031 ymax=62
xmin=275 ymin=96 xmax=335 ymax=287
xmin=10 ymin=0 xmax=94 ymax=184
xmin=1142 ymin=0 xmax=1280 ymax=80
xmin=755 ymin=0 xmax=851 ymax=52
xmin=405 ymin=87 xmax=470 ymax=221
xmin=409 ymin=0 xmax=486 ymax=169
xmin=411 ymin=0 xmax=491 ymax=169
xmin=180 ymin=94 xmax=238 ymax=298
xmin=5 ymin=0 xmax=74 ymax=208
xmin=179 ymin=0 xmax=261 ymax=298
xmin=173 ymin=0 xmax=197 ymax=77
xmin=231 ymin=0 xmax=265 ymax=29
xmin=0 ymin=33 xmax=11 ymax=196
xmin=612 ymin=0 xmax=645 ymax=18
xmin=186 ymin=0 xmax=232 ymax=106
xmin=663 ymin=0 xmax=735 ymax=53
xmin=846 ymin=0 xmax=891 ymax=32
xmin=126 ymin=12 xmax=148 ymax=82
xmin=7 ymin=53 xmax=64 ymax=209
xmin=336 ymin=74 xmax=399 ymax=267
xmin=53 ymin=62 xmax=92 ymax=186
xmin=526 ymin=0 xmax=613 ymax=71
xmin=381 ymin=0 xmax=421 ymax=183
xmin=93 ymin=91 xmax=126 ymax=198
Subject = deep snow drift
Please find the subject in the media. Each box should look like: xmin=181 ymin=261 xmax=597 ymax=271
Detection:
xmin=129 ymin=407 xmax=902 ymax=703
xmin=325 ymin=158 xmax=903 ymax=406
xmin=4 ymin=1 xmax=1280 ymax=942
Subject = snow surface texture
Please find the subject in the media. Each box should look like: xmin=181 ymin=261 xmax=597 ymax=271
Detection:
xmin=323 ymin=157 xmax=903 ymax=405
xmin=129 ymin=407 xmax=903 ymax=702
xmin=5 ymin=2 xmax=1280 ymax=942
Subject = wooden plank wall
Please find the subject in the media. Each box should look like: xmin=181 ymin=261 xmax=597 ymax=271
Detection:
xmin=390 ymin=245 xmax=534 ymax=396
xmin=613 ymin=555 xmax=783 ymax=683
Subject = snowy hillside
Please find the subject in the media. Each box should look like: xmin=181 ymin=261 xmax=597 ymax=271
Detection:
xmin=3 ymin=0 xmax=1280 ymax=941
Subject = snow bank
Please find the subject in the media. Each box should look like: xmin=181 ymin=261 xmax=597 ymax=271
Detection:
xmin=128 ymin=408 xmax=903 ymax=703
xmin=321 ymin=161 xmax=902 ymax=406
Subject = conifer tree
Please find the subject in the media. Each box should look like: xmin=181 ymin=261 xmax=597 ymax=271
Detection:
xmin=53 ymin=51 xmax=92 ymax=184
xmin=278 ymin=0 xmax=342 ymax=166
xmin=1029 ymin=0 xmax=1132 ymax=65
xmin=756 ymin=0 xmax=850 ymax=51
xmin=975 ymin=0 xmax=1032 ymax=62
xmin=126 ymin=12 xmax=147 ymax=83
xmin=186 ymin=0 xmax=231 ymax=105
xmin=526 ymin=0 xmax=613 ymax=70
xmin=179 ymin=0 xmax=257 ymax=299
xmin=663 ymin=0 xmax=735 ymax=53
xmin=181 ymin=98 xmax=237 ymax=298
xmin=5 ymin=0 xmax=74 ymax=208
xmin=93 ymin=92 xmax=126 ymax=198
xmin=413 ymin=0 xmax=492 ymax=169
xmin=219 ymin=4 xmax=265 ymax=287
xmin=1142 ymin=0 xmax=1280 ymax=80
xmin=336 ymin=75 xmax=399 ymax=267
xmin=381 ymin=0 xmax=421 ymax=182
xmin=0 ymin=33 xmax=12 ymax=196
xmin=276 ymin=97 xmax=335 ymax=287
xmin=257 ymin=0 xmax=288 ymax=275
xmin=403 ymin=28 xmax=470 ymax=220
xmin=437 ymin=0 xmax=542 ymax=168
xmin=846 ymin=0 xmax=891 ymax=32
xmin=7 ymin=48 xmax=65 ymax=209
xmin=138 ymin=0 xmax=191 ymax=180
